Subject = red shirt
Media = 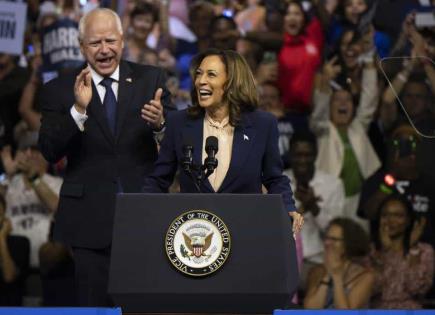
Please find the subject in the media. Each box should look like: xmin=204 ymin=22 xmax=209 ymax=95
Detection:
xmin=278 ymin=18 xmax=324 ymax=113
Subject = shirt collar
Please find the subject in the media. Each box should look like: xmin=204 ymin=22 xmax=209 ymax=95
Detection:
xmin=89 ymin=64 xmax=120 ymax=86
xmin=205 ymin=112 xmax=230 ymax=129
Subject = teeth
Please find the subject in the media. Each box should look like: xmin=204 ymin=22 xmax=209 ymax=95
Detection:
xmin=199 ymin=89 xmax=212 ymax=96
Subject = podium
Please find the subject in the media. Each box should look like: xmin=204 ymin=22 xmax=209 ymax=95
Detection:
xmin=108 ymin=194 xmax=299 ymax=314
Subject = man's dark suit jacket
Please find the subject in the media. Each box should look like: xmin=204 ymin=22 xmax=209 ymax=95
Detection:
xmin=143 ymin=109 xmax=296 ymax=212
xmin=38 ymin=60 xmax=172 ymax=249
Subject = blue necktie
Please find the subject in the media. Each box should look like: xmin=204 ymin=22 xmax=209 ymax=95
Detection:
xmin=100 ymin=77 xmax=117 ymax=134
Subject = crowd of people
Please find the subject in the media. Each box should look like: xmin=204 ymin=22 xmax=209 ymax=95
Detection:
xmin=0 ymin=0 xmax=434 ymax=309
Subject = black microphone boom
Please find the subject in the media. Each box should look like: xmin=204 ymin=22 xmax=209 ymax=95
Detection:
xmin=181 ymin=135 xmax=194 ymax=172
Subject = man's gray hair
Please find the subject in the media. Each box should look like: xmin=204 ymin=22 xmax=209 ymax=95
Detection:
xmin=78 ymin=8 xmax=123 ymax=42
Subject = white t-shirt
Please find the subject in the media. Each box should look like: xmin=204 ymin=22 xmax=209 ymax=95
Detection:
xmin=5 ymin=173 xmax=62 ymax=268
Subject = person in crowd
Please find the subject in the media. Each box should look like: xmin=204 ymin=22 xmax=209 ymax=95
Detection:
xmin=18 ymin=54 xmax=43 ymax=132
xmin=123 ymin=2 xmax=177 ymax=72
xmin=277 ymin=1 xmax=324 ymax=114
xmin=384 ymin=74 xmax=435 ymax=136
xmin=0 ymin=194 xmax=30 ymax=306
xmin=258 ymin=81 xmax=309 ymax=168
xmin=0 ymin=53 xmax=29 ymax=148
xmin=187 ymin=0 xmax=215 ymax=53
xmin=304 ymin=218 xmax=374 ymax=308
xmin=241 ymin=8 xmax=285 ymax=55
xmin=370 ymin=194 xmax=434 ymax=309
xmin=209 ymin=15 xmax=240 ymax=51
xmin=328 ymin=0 xmax=391 ymax=58
xmin=143 ymin=48 xmax=303 ymax=233
xmin=166 ymin=74 xmax=190 ymax=111
xmin=285 ymin=131 xmax=345 ymax=287
xmin=358 ymin=122 xmax=434 ymax=247
xmin=234 ymin=0 xmax=267 ymax=69
xmin=38 ymin=8 xmax=172 ymax=306
xmin=333 ymin=28 xmax=376 ymax=102
xmin=1 ymin=131 xmax=62 ymax=270
xmin=235 ymin=0 xmax=267 ymax=33
xmin=123 ymin=2 xmax=160 ymax=63
xmin=310 ymin=48 xmax=380 ymax=228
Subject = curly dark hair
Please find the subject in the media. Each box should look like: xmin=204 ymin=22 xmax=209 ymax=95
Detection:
xmin=328 ymin=217 xmax=370 ymax=259
xmin=187 ymin=49 xmax=258 ymax=126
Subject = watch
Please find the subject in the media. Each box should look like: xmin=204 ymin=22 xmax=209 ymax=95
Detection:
xmin=155 ymin=119 xmax=166 ymax=132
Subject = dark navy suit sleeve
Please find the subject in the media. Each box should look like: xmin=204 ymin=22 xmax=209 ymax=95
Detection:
xmin=143 ymin=111 xmax=179 ymax=192
xmin=38 ymin=76 xmax=83 ymax=163
xmin=261 ymin=114 xmax=297 ymax=212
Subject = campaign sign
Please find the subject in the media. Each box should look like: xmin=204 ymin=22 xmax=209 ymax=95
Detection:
xmin=0 ymin=1 xmax=27 ymax=55
xmin=41 ymin=17 xmax=84 ymax=72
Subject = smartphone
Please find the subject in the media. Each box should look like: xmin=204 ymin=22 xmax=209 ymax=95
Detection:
xmin=415 ymin=11 xmax=435 ymax=28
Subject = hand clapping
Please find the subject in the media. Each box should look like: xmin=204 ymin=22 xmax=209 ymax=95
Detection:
xmin=74 ymin=67 xmax=92 ymax=114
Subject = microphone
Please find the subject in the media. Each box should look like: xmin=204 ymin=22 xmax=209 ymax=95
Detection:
xmin=182 ymin=135 xmax=194 ymax=172
xmin=204 ymin=136 xmax=218 ymax=174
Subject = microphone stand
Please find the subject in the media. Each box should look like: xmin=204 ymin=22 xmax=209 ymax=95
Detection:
xmin=182 ymin=161 xmax=217 ymax=193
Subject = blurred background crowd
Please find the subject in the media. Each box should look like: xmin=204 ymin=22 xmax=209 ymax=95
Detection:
xmin=0 ymin=0 xmax=435 ymax=309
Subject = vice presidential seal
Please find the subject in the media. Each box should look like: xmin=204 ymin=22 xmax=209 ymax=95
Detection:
xmin=165 ymin=210 xmax=231 ymax=276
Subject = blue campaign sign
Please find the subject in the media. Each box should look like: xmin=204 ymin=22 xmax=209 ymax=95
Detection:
xmin=41 ymin=17 xmax=84 ymax=72
xmin=274 ymin=311 xmax=435 ymax=315
xmin=0 ymin=308 xmax=121 ymax=315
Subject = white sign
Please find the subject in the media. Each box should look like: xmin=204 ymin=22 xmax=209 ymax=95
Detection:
xmin=0 ymin=1 xmax=27 ymax=55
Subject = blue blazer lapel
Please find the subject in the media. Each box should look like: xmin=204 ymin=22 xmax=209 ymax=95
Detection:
xmin=115 ymin=61 xmax=134 ymax=144
xmin=218 ymin=113 xmax=255 ymax=192
xmin=88 ymin=82 xmax=115 ymax=146
xmin=183 ymin=115 xmax=214 ymax=193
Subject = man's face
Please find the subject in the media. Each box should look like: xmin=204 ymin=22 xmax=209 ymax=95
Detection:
xmin=290 ymin=141 xmax=316 ymax=180
xmin=80 ymin=12 xmax=124 ymax=77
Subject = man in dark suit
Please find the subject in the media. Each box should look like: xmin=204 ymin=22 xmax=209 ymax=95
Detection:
xmin=38 ymin=8 xmax=172 ymax=306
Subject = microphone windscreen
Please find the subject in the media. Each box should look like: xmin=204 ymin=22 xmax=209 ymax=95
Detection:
xmin=205 ymin=136 xmax=218 ymax=152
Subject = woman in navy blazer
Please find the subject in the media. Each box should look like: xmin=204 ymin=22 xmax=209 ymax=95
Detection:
xmin=144 ymin=49 xmax=303 ymax=233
